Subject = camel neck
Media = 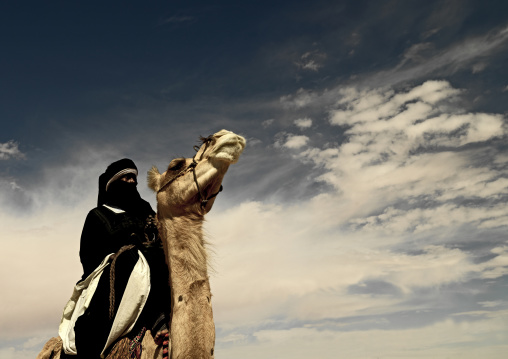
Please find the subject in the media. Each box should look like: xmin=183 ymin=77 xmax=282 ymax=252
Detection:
xmin=158 ymin=215 xmax=209 ymax=283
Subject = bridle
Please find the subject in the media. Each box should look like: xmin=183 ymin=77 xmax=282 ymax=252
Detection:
xmin=191 ymin=136 xmax=223 ymax=208
xmin=158 ymin=136 xmax=223 ymax=208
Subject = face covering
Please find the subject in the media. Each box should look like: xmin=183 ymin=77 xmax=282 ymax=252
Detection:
xmin=105 ymin=179 xmax=144 ymax=215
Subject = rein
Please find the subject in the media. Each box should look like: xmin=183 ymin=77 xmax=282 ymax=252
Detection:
xmin=157 ymin=136 xmax=223 ymax=208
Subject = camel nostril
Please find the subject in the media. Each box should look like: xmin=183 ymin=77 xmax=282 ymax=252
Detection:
xmin=211 ymin=348 xmax=214 ymax=355
xmin=178 ymin=295 xmax=183 ymax=302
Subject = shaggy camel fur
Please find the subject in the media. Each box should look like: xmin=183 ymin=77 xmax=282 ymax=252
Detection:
xmin=37 ymin=129 xmax=245 ymax=359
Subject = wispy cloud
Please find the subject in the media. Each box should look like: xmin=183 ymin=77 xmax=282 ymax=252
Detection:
xmin=295 ymin=51 xmax=326 ymax=72
xmin=216 ymin=314 xmax=508 ymax=359
xmin=0 ymin=140 xmax=25 ymax=160
xmin=294 ymin=118 xmax=312 ymax=129
xmin=262 ymin=119 xmax=274 ymax=128
xmin=280 ymin=25 xmax=508 ymax=111
xmin=298 ymin=81 xmax=506 ymax=230
xmin=274 ymin=133 xmax=310 ymax=149
xmin=371 ymin=25 xmax=508 ymax=86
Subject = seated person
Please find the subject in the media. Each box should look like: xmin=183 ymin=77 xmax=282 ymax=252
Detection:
xmin=72 ymin=158 xmax=170 ymax=358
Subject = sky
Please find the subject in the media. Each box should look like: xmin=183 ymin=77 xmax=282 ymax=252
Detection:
xmin=1 ymin=0 xmax=508 ymax=358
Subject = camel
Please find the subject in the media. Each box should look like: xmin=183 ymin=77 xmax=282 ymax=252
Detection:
xmin=37 ymin=129 xmax=246 ymax=359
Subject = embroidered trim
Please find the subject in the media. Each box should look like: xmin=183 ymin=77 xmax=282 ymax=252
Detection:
xmin=129 ymin=327 xmax=147 ymax=359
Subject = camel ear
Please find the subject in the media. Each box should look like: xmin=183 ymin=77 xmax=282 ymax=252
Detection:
xmin=147 ymin=166 xmax=161 ymax=192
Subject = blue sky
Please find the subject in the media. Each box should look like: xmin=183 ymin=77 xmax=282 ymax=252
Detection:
xmin=1 ymin=1 xmax=508 ymax=358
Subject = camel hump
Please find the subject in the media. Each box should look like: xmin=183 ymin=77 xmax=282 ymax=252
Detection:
xmin=147 ymin=165 xmax=161 ymax=192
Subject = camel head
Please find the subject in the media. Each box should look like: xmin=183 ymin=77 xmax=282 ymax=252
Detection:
xmin=148 ymin=129 xmax=246 ymax=216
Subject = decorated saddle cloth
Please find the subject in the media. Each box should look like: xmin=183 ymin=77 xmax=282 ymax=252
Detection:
xmin=58 ymin=250 xmax=151 ymax=357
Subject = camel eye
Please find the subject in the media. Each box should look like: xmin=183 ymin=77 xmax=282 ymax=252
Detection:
xmin=168 ymin=158 xmax=186 ymax=171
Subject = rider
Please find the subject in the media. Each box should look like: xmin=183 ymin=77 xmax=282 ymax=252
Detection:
xmin=72 ymin=159 xmax=170 ymax=358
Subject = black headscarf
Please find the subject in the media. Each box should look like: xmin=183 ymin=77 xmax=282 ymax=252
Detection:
xmin=97 ymin=158 xmax=153 ymax=218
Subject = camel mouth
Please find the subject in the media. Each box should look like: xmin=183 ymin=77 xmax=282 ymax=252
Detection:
xmin=209 ymin=133 xmax=246 ymax=163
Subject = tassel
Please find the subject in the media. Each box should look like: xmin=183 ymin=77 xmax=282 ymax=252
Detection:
xmin=162 ymin=332 xmax=170 ymax=359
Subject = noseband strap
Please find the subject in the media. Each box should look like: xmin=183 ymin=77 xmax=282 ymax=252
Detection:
xmin=191 ymin=138 xmax=223 ymax=208
xmin=191 ymin=159 xmax=223 ymax=208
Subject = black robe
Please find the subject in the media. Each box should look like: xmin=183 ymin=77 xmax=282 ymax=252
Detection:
xmin=79 ymin=202 xmax=153 ymax=280
xmin=73 ymin=202 xmax=170 ymax=359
